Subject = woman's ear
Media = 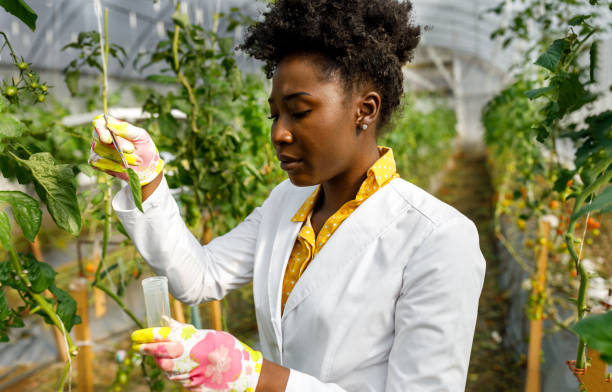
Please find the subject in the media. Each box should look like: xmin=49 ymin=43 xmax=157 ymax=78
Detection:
xmin=355 ymin=91 xmax=381 ymax=132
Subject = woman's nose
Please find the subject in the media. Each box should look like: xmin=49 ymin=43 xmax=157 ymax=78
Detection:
xmin=270 ymin=117 xmax=293 ymax=145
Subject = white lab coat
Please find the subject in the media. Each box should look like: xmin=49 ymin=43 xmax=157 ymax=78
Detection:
xmin=113 ymin=176 xmax=486 ymax=391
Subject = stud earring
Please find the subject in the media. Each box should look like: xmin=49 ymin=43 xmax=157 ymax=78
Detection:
xmin=361 ymin=124 xmax=368 ymax=130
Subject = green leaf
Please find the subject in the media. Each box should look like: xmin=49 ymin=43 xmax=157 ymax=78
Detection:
xmin=218 ymin=37 xmax=234 ymax=54
xmin=64 ymin=69 xmax=80 ymax=96
xmin=553 ymin=169 xmax=574 ymax=192
xmin=525 ymin=86 xmax=554 ymax=100
xmin=0 ymin=0 xmax=37 ymax=31
xmin=23 ymin=254 xmax=55 ymax=293
xmin=145 ymin=74 xmax=178 ymax=84
xmin=0 ymin=113 xmax=26 ymax=141
xmin=568 ymin=14 xmax=592 ymax=26
xmin=572 ymin=312 xmax=612 ymax=363
xmin=171 ymin=11 xmax=189 ymax=28
xmin=127 ymin=168 xmax=143 ymax=213
xmin=49 ymin=284 xmax=80 ymax=332
xmin=14 ymin=153 xmax=81 ymax=235
xmin=0 ymin=291 xmax=9 ymax=320
xmin=0 ymin=211 xmax=12 ymax=251
xmin=535 ymin=39 xmax=568 ymax=72
xmin=76 ymin=163 xmax=95 ymax=177
xmin=0 ymin=191 xmax=41 ymax=242
xmin=573 ymin=185 xmax=612 ymax=219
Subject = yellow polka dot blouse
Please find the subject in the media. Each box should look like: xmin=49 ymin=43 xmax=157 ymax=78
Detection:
xmin=281 ymin=146 xmax=399 ymax=314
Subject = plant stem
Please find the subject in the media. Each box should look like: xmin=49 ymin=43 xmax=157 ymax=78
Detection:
xmin=93 ymin=281 xmax=143 ymax=328
xmin=0 ymin=32 xmax=20 ymax=63
xmin=565 ymin=159 xmax=612 ymax=369
xmin=7 ymin=248 xmax=76 ymax=391
xmin=57 ymin=360 xmax=72 ymax=392
xmin=172 ymin=3 xmax=199 ymax=134
xmin=102 ymin=8 xmax=109 ymax=116
xmin=102 ymin=182 xmax=111 ymax=261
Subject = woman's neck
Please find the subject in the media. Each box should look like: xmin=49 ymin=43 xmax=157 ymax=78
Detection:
xmin=318 ymin=144 xmax=381 ymax=215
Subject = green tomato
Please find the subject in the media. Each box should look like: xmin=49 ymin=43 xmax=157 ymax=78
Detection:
xmin=30 ymin=82 xmax=38 ymax=89
xmin=5 ymin=86 xmax=18 ymax=97
xmin=17 ymin=61 xmax=28 ymax=70
xmin=40 ymin=84 xmax=48 ymax=92
xmin=37 ymin=94 xmax=46 ymax=103
xmin=118 ymin=372 xmax=129 ymax=385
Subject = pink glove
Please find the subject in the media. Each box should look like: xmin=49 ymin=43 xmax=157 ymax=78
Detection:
xmin=132 ymin=317 xmax=263 ymax=392
xmin=89 ymin=114 xmax=164 ymax=185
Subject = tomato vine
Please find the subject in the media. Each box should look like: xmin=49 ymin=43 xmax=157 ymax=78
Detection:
xmin=485 ymin=0 xmax=612 ymax=375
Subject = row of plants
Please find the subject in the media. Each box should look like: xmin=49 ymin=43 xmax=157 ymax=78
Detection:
xmin=1 ymin=2 xmax=458 ymax=391
xmin=483 ymin=0 xmax=612 ymax=384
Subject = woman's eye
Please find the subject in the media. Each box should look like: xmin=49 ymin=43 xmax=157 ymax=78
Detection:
xmin=292 ymin=110 xmax=311 ymax=119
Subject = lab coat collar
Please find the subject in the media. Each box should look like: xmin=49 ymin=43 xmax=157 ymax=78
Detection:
xmin=275 ymin=178 xmax=407 ymax=325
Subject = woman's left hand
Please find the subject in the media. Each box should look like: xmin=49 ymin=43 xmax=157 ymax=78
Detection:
xmin=132 ymin=317 xmax=263 ymax=392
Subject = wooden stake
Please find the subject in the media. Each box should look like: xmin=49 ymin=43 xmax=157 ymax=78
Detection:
xmin=573 ymin=350 xmax=612 ymax=392
xmin=70 ymin=277 xmax=94 ymax=392
xmin=200 ymin=223 xmax=223 ymax=330
xmin=52 ymin=323 xmax=69 ymax=362
xmin=525 ymin=220 xmax=551 ymax=392
xmin=171 ymin=296 xmax=186 ymax=323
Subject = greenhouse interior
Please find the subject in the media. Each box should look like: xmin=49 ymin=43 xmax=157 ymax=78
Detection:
xmin=1 ymin=0 xmax=611 ymax=391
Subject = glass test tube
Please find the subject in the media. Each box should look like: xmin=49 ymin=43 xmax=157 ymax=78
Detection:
xmin=142 ymin=276 xmax=171 ymax=327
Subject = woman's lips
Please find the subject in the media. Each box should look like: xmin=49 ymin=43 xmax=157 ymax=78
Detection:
xmin=280 ymin=159 xmax=303 ymax=171
xmin=278 ymin=154 xmax=303 ymax=171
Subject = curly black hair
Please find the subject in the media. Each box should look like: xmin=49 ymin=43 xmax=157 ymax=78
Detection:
xmin=239 ymin=0 xmax=421 ymax=132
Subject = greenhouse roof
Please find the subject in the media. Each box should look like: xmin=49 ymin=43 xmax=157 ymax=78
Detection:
xmin=0 ymin=0 xmax=518 ymax=79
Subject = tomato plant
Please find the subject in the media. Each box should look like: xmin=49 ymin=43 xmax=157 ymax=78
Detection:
xmin=0 ymin=6 xmax=85 ymax=390
xmin=485 ymin=0 xmax=612 ymax=372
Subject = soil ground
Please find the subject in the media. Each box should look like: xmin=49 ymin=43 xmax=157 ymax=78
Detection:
xmin=435 ymin=151 xmax=524 ymax=391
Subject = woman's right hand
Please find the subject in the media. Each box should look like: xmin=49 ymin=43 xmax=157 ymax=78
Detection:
xmin=89 ymin=114 xmax=164 ymax=186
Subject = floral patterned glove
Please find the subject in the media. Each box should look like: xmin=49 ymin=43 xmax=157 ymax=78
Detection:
xmin=89 ymin=114 xmax=164 ymax=185
xmin=132 ymin=317 xmax=263 ymax=392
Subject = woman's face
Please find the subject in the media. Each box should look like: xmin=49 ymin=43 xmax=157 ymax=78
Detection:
xmin=268 ymin=53 xmax=376 ymax=186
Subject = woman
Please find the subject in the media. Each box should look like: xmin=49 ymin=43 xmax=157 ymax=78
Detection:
xmin=89 ymin=0 xmax=486 ymax=391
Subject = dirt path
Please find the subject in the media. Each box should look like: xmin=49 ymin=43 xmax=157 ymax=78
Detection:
xmin=434 ymin=151 xmax=524 ymax=391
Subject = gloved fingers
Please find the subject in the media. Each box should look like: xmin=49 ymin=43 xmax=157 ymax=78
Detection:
xmin=131 ymin=326 xmax=172 ymax=344
xmin=113 ymin=134 xmax=135 ymax=153
xmin=88 ymin=153 xmax=127 ymax=174
xmin=92 ymin=127 xmax=135 ymax=153
xmin=155 ymin=357 xmax=175 ymax=372
xmin=133 ymin=342 xmax=184 ymax=358
xmin=168 ymin=373 xmax=191 ymax=382
xmin=93 ymin=114 xmax=148 ymax=143
xmin=92 ymin=140 xmax=140 ymax=165
xmin=93 ymin=115 xmax=115 ymax=145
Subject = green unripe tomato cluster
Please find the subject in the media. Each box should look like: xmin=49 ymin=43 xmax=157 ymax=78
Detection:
xmin=17 ymin=61 xmax=29 ymax=70
xmin=4 ymin=86 xmax=18 ymax=97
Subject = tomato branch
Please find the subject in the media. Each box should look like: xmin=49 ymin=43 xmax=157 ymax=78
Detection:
xmin=7 ymin=247 xmax=77 ymax=391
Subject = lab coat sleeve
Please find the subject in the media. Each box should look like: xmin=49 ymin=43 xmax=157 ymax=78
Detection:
xmin=284 ymin=370 xmax=347 ymax=391
xmin=112 ymin=175 xmax=263 ymax=305
xmin=385 ymin=215 xmax=486 ymax=392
